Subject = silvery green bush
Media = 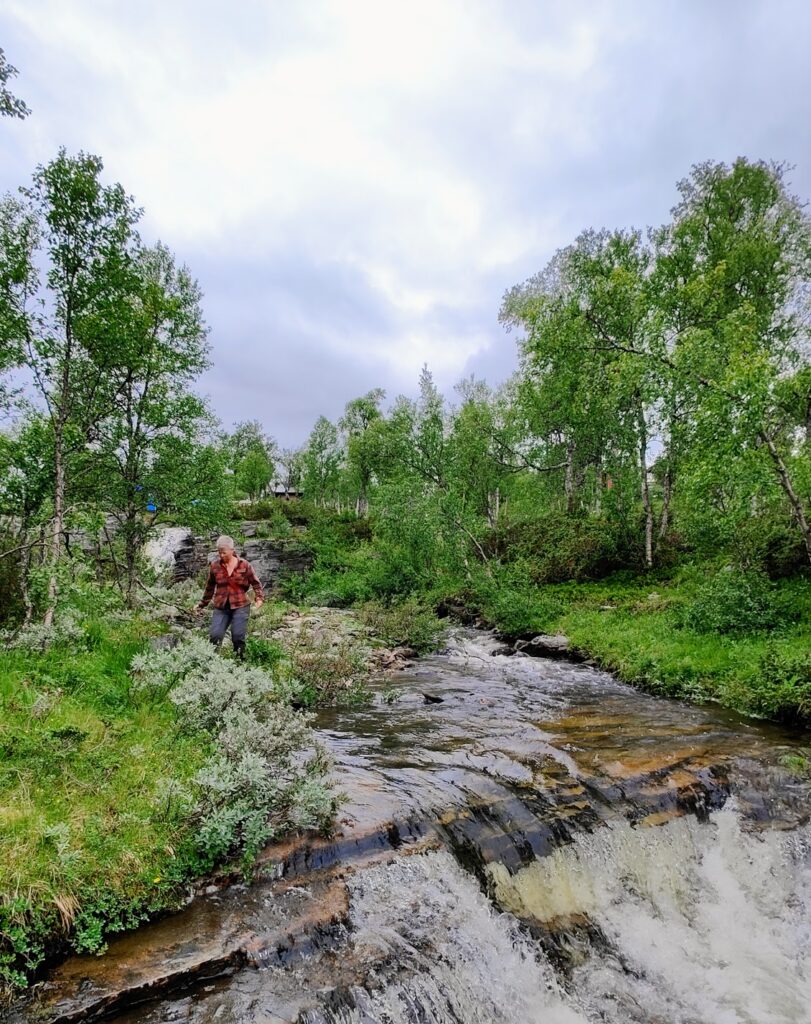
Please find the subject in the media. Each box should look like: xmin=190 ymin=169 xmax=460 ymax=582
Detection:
xmin=130 ymin=635 xmax=213 ymax=693
xmin=134 ymin=579 xmax=200 ymax=623
xmin=2 ymin=610 xmax=86 ymax=652
xmin=171 ymin=660 xmax=279 ymax=731
xmin=130 ymin=636 xmax=334 ymax=867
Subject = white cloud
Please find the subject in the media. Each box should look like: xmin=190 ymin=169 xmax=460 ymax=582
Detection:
xmin=3 ymin=0 xmax=811 ymax=443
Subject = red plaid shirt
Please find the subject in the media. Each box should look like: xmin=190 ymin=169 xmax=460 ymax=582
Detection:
xmin=200 ymin=557 xmax=264 ymax=609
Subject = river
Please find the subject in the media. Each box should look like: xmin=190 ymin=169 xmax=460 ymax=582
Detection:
xmin=25 ymin=630 xmax=811 ymax=1024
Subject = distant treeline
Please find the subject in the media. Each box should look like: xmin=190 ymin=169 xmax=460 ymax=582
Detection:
xmin=2 ymin=155 xmax=810 ymax=627
xmin=291 ymin=159 xmax=810 ymax=594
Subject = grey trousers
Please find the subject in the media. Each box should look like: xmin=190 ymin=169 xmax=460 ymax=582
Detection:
xmin=210 ymin=603 xmax=250 ymax=657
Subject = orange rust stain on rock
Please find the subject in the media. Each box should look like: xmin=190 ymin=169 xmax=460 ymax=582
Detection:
xmin=638 ymin=809 xmax=685 ymax=827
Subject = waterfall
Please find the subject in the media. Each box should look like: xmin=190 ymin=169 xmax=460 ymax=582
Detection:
xmin=300 ymin=809 xmax=810 ymax=1024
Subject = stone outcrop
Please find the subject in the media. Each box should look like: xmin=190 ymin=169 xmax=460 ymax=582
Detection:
xmin=140 ymin=525 xmax=313 ymax=588
xmin=142 ymin=527 xmax=194 ymax=577
xmin=240 ymin=538 xmax=312 ymax=587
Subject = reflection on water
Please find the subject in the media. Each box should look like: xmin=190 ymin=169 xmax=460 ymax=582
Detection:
xmin=26 ymin=630 xmax=811 ymax=1024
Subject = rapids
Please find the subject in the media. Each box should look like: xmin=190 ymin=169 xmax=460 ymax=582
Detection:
xmin=22 ymin=630 xmax=811 ymax=1024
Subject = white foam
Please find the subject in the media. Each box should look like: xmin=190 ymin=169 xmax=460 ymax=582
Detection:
xmin=567 ymin=806 xmax=811 ymax=1024
xmin=303 ymin=808 xmax=811 ymax=1024
xmin=306 ymin=848 xmax=587 ymax=1024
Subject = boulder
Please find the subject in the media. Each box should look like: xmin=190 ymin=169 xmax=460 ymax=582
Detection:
xmin=513 ymin=634 xmax=573 ymax=659
xmin=142 ymin=527 xmax=194 ymax=577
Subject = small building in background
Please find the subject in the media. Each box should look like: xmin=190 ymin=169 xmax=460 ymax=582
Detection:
xmin=269 ymin=479 xmax=304 ymax=500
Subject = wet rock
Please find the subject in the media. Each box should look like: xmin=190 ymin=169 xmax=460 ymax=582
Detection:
xmin=434 ymin=599 xmax=478 ymax=625
xmin=513 ymin=634 xmax=574 ymax=660
xmin=28 ymin=878 xmax=351 ymax=1024
xmin=370 ymin=647 xmax=415 ymax=672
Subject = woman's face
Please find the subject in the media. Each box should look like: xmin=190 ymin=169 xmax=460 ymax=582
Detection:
xmin=217 ymin=546 xmax=234 ymax=560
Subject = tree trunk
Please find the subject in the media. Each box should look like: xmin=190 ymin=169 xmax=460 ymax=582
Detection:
xmin=761 ymin=431 xmax=811 ymax=564
xmin=805 ymin=399 xmax=811 ymax=449
xmin=658 ymin=462 xmax=673 ymax=540
xmin=19 ymin=526 xmax=34 ymax=627
xmin=593 ymin=455 xmax=603 ymax=514
xmin=43 ymin=426 xmax=65 ymax=627
xmin=487 ymin=488 xmax=500 ymax=528
xmin=639 ymin=414 xmax=653 ymax=568
xmin=124 ymin=511 xmax=139 ymax=607
xmin=564 ymin=439 xmax=576 ymax=513
xmin=103 ymin=524 xmax=125 ymax=595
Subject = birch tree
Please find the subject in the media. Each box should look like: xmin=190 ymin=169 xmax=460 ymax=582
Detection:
xmin=0 ymin=150 xmax=140 ymax=623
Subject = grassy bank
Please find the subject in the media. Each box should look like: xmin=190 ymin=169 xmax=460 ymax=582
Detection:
xmin=0 ymin=613 xmax=208 ymax=993
xmin=0 ymin=585 xmax=346 ymax=997
xmin=457 ymin=568 xmax=811 ymax=724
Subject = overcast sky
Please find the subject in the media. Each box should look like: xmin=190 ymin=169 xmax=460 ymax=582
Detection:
xmin=2 ymin=1 xmax=810 ymax=446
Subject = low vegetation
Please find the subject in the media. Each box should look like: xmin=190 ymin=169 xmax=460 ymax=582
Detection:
xmin=358 ymin=598 xmax=446 ymax=655
xmin=0 ymin=584 xmax=337 ymax=996
xmin=535 ymin=570 xmax=811 ymax=723
xmin=281 ymin=506 xmax=811 ymax=725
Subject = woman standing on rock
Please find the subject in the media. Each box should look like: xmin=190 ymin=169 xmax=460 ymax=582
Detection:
xmin=195 ymin=535 xmax=264 ymax=659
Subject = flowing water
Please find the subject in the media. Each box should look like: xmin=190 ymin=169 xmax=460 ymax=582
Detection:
xmin=25 ymin=631 xmax=811 ymax=1024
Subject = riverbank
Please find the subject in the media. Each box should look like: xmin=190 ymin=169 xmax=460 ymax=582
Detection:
xmin=0 ymin=594 xmax=420 ymax=999
xmin=452 ymin=568 xmax=811 ymax=727
xmin=269 ymin=503 xmax=811 ymax=726
xmin=0 ymin=612 xmax=204 ymax=996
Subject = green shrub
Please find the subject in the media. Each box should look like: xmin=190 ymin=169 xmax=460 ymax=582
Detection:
xmin=291 ymin=543 xmax=395 ymax=606
xmin=682 ymin=567 xmax=787 ymax=635
xmin=723 ymin=645 xmax=811 ymax=722
xmin=280 ymin=626 xmax=372 ymax=707
xmin=237 ymin=499 xmax=282 ymax=521
xmin=297 ymin=566 xmax=375 ymax=607
xmin=359 ymin=599 xmax=444 ymax=654
xmin=0 ymin=899 xmax=57 ymax=992
xmin=238 ymin=498 xmax=314 ymax=527
xmin=458 ymin=564 xmax=565 ymax=636
xmin=484 ymin=587 xmax=564 ymax=636
xmin=244 ymin=636 xmax=285 ymax=671
xmin=492 ymin=511 xmax=636 ymax=582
